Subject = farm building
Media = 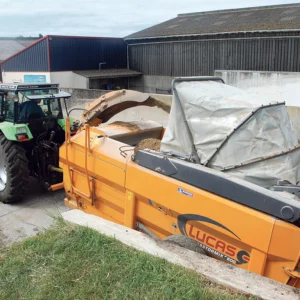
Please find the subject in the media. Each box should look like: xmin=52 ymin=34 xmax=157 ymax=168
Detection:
xmin=125 ymin=3 xmax=300 ymax=93
xmin=0 ymin=37 xmax=39 ymax=82
xmin=0 ymin=35 xmax=140 ymax=89
xmin=2 ymin=4 xmax=300 ymax=94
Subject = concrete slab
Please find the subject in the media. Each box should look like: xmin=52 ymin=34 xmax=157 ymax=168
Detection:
xmin=63 ymin=209 xmax=300 ymax=300
xmin=0 ymin=178 xmax=68 ymax=247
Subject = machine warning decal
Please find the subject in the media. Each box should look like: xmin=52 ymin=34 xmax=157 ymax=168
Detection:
xmin=178 ymin=188 xmax=193 ymax=197
xmin=177 ymin=214 xmax=250 ymax=265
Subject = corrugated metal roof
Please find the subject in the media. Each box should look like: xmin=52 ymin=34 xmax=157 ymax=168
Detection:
xmin=0 ymin=38 xmax=38 ymax=61
xmin=16 ymin=38 xmax=39 ymax=47
xmin=125 ymin=3 xmax=300 ymax=40
xmin=74 ymin=69 xmax=142 ymax=79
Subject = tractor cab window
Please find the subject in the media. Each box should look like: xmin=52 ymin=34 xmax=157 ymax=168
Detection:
xmin=3 ymin=92 xmax=18 ymax=122
xmin=18 ymin=89 xmax=63 ymax=121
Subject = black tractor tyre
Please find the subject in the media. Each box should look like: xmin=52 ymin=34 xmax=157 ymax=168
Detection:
xmin=164 ymin=235 xmax=207 ymax=255
xmin=0 ymin=134 xmax=29 ymax=203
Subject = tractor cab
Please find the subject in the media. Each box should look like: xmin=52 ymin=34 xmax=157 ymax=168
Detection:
xmin=0 ymin=83 xmax=72 ymax=140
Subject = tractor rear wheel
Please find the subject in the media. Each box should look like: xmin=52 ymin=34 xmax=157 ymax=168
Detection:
xmin=0 ymin=134 xmax=29 ymax=203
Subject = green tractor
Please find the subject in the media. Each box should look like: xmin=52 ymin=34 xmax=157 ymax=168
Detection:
xmin=0 ymin=83 xmax=79 ymax=203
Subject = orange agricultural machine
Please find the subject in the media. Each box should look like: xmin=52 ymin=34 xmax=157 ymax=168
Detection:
xmin=60 ymin=77 xmax=300 ymax=288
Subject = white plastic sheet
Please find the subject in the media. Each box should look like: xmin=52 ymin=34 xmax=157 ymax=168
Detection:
xmin=160 ymin=80 xmax=300 ymax=188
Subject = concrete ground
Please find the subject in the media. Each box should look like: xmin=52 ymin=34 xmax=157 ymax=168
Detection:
xmin=0 ymin=178 xmax=68 ymax=247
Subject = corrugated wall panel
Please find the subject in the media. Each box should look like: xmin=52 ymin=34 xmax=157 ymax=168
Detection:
xmin=49 ymin=37 xmax=127 ymax=71
xmin=129 ymin=37 xmax=300 ymax=76
xmin=296 ymin=39 xmax=300 ymax=72
xmin=1 ymin=38 xmax=48 ymax=72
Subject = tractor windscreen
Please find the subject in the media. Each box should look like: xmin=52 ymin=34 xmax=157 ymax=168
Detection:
xmin=15 ymin=90 xmax=70 ymax=121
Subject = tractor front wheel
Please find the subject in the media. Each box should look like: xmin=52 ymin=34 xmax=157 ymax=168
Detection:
xmin=0 ymin=134 xmax=29 ymax=203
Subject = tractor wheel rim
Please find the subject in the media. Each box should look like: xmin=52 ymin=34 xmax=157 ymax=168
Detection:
xmin=0 ymin=147 xmax=7 ymax=191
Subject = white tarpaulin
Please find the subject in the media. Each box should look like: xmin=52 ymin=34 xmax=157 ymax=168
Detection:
xmin=160 ymin=80 xmax=300 ymax=188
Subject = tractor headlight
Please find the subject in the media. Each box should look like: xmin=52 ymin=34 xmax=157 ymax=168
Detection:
xmin=16 ymin=127 xmax=27 ymax=134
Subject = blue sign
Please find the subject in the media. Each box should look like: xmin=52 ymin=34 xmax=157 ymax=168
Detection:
xmin=24 ymin=75 xmax=46 ymax=83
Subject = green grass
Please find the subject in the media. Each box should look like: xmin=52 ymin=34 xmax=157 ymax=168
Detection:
xmin=0 ymin=219 xmax=254 ymax=300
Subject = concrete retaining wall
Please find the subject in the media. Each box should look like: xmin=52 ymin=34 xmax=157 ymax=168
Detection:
xmin=129 ymin=75 xmax=174 ymax=93
xmin=60 ymin=88 xmax=107 ymax=119
xmin=215 ymin=70 xmax=300 ymax=106
xmin=61 ymin=88 xmax=107 ymax=100
xmin=215 ymin=70 xmax=300 ymax=138
xmin=51 ymin=71 xmax=88 ymax=89
xmin=60 ymin=88 xmax=171 ymax=127
xmin=129 ymin=71 xmax=300 ymax=103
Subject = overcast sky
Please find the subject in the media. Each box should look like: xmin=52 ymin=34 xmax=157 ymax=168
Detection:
xmin=1 ymin=0 xmax=299 ymax=38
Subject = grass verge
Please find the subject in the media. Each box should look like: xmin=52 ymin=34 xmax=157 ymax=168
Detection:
xmin=0 ymin=219 xmax=255 ymax=300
